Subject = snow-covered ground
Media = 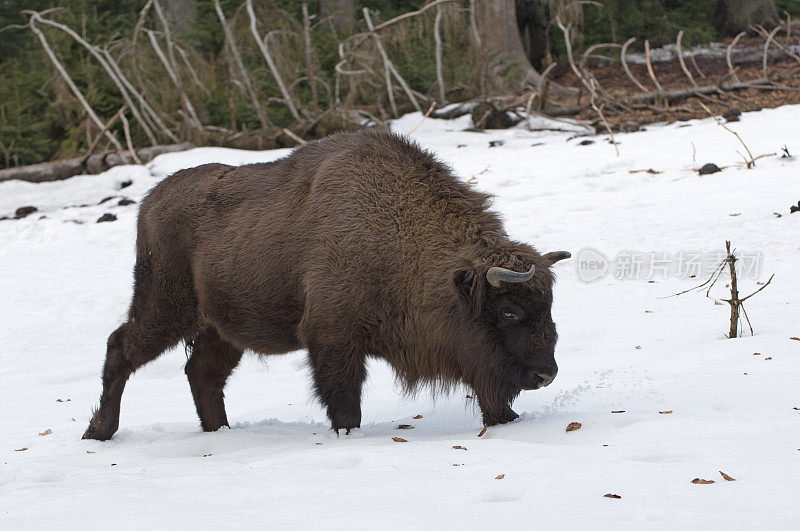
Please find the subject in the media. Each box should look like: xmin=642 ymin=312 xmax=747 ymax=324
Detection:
xmin=1 ymin=106 xmax=798 ymax=529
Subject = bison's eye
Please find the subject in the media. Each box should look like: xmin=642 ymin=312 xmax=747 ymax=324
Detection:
xmin=501 ymin=310 xmax=521 ymax=321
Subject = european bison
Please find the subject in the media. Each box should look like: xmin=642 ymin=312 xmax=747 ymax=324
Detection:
xmin=83 ymin=129 xmax=569 ymax=440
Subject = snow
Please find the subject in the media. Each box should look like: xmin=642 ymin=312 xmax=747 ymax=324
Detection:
xmin=2 ymin=105 xmax=799 ymax=528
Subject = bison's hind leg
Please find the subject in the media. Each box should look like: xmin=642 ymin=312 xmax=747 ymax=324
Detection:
xmin=83 ymin=241 xmax=197 ymax=441
xmin=185 ymin=326 xmax=243 ymax=432
xmin=83 ymin=317 xmax=189 ymax=440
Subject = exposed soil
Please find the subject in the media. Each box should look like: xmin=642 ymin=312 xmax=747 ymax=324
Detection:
xmin=548 ymin=34 xmax=800 ymax=127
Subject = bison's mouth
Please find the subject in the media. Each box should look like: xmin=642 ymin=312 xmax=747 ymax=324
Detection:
xmin=518 ymin=369 xmax=557 ymax=390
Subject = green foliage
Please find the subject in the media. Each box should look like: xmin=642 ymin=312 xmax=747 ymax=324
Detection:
xmin=2 ymin=0 xmax=798 ymax=167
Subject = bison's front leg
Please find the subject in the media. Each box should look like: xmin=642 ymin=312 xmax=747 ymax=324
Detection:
xmin=308 ymin=345 xmax=367 ymax=433
xmin=476 ymin=387 xmax=520 ymax=426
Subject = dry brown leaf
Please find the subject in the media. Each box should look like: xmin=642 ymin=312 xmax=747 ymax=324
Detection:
xmin=391 ymin=437 xmax=408 ymax=443
xmin=790 ymin=337 xmax=799 ymax=341
xmin=764 ymin=357 xmax=772 ymax=360
xmin=793 ymin=407 xmax=799 ymax=411
xmin=453 ymin=463 xmax=463 ymax=467
xmin=719 ymin=471 xmax=736 ymax=481
xmin=611 ymin=410 xmax=625 ymax=413
xmin=56 ymin=398 xmax=71 ymax=402
xmin=15 ymin=447 xmax=28 ymax=452
xmin=604 ymin=493 xmax=622 ymax=499
xmin=714 ymin=300 xmax=723 ymax=306
xmin=495 ymin=474 xmax=505 ymax=480
xmin=397 ymin=424 xmax=414 ymax=430
xmin=566 ymin=422 xmax=582 ymax=432
xmin=659 ymin=410 xmax=673 ymax=414
xmin=412 ymin=415 xmax=423 ymax=419
xmin=39 ymin=429 xmax=52 ymax=436
xmin=202 ymin=453 xmax=212 ymax=458
xmin=478 ymin=427 xmax=487 ymax=437
xmin=71 ymin=418 xmax=76 ymax=421
xmin=691 ymin=478 xmax=715 ymax=484
xmin=452 ymin=445 xmax=467 ymax=451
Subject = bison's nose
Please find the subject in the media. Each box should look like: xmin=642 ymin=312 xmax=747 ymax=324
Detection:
xmin=536 ymin=366 xmax=558 ymax=387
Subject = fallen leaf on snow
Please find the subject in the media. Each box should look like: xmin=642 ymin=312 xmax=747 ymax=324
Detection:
xmin=86 ymin=450 xmax=95 ymax=454
xmin=495 ymin=474 xmax=505 ymax=480
xmin=453 ymin=463 xmax=463 ymax=466
xmin=611 ymin=410 xmax=625 ymax=414
xmin=604 ymin=493 xmax=621 ymax=499
xmin=566 ymin=422 xmax=582 ymax=432
xmin=56 ymin=398 xmax=71 ymax=402
xmin=39 ymin=429 xmax=52 ymax=436
xmin=478 ymin=427 xmax=487 ymax=437
xmin=765 ymin=357 xmax=772 ymax=360
xmin=659 ymin=410 xmax=673 ymax=415
xmin=15 ymin=447 xmax=28 ymax=452
xmin=203 ymin=454 xmax=212 ymax=458
xmin=397 ymin=424 xmax=414 ymax=430
xmin=719 ymin=471 xmax=736 ymax=481
xmin=412 ymin=415 xmax=423 ymax=419
xmin=453 ymin=445 xmax=467 ymax=451
xmin=691 ymin=478 xmax=715 ymax=484
xmin=391 ymin=437 xmax=408 ymax=443
xmin=790 ymin=337 xmax=800 ymax=341
xmin=753 ymin=352 xmax=761 ymax=355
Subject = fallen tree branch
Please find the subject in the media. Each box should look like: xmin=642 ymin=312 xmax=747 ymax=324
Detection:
xmin=0 ymin=143 xmax=195 ymax=183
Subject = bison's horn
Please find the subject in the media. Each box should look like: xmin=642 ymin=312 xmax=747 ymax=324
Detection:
xmin=486 ymin=264 xmax=536 ymax=288
xmin=543 ymin=251 xmax=571 ymax=264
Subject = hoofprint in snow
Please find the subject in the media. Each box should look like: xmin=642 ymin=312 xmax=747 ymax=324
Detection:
xmin=1 ymin=106 xmax=798 ymax=529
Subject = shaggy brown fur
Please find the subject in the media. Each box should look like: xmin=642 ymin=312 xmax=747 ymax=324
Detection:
xmin=83 ymin=129 xmax=569 ymax=440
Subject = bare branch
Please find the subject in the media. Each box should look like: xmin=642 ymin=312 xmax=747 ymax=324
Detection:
xmin=675 ymin=31 xmax=699 ymax=88
xmin=363 ymin=7 xmax=421 ymax=114
xmin=726 ymin=31 xmax=746 ymax=84
xmin=621 ymin=38 xmax=648 ymax=93
xmin=27 ymin=17 xmax=124 ymax=152
xmin=214 ymin=0 xmax=269 ymax=128
xmin=246 ymin=0 xmax=300 ymax=121
xmin=434 ymin=5 xmax=446 ymax=104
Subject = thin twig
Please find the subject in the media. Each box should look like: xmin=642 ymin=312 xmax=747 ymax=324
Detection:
xmin=120 ymin=112 xmax=142 ymax=164
xmin=406 ymin=100 xmax=436 ymax=135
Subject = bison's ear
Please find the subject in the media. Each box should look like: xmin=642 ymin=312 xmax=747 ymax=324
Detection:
xmin=543 ymin=251 xmax=571 ymax=265
xmin=452 ymin=267 xmax=485 ymax=319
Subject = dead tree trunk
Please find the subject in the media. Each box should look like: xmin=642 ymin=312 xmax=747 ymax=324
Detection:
xmin=714 ymin=0 xmax=780 ymax=36
xmin=471 ymin=0 xmax=572 ymax=98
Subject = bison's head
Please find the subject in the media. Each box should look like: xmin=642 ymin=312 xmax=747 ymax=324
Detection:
xmin=452 ymin=250 xmax=570 ymax=393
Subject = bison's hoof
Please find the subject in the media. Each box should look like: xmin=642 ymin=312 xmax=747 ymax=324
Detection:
xmin=498 ymin=408 xmax=520 ymax=424
xmin=483 ymin=407 xmax=519 ymax=426
xmin=330 ymin=427 xmax=364 ymax=438
xmin=82 ymin=423 xmax=116 ymax=441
